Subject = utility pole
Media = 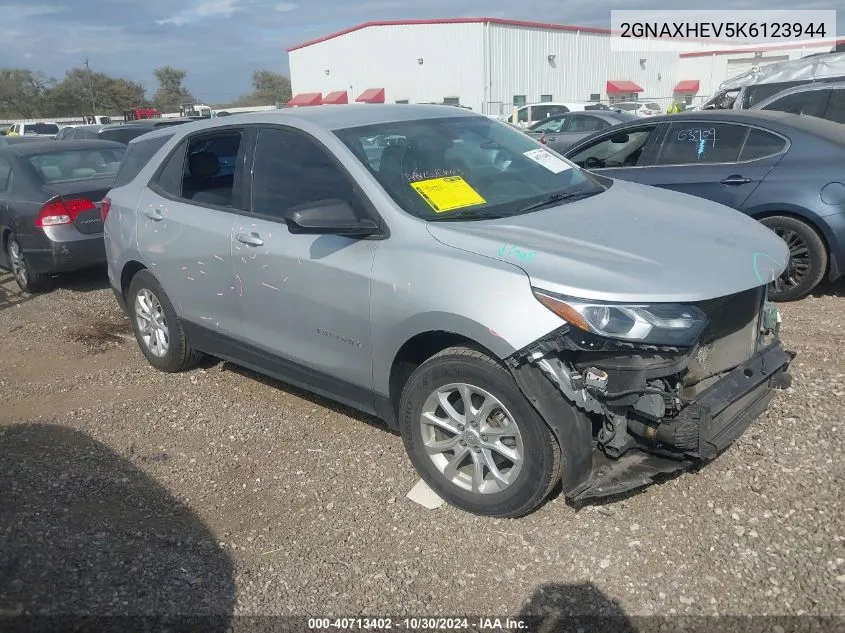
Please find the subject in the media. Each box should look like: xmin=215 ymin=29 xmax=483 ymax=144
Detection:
xmin=84 ymin=57 xmax=96 ymax=113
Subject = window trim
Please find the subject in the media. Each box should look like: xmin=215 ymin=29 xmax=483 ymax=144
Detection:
xmin=245 ymin=124 xmax=389 ymax=239
xmin=649 ymin=121 xmax=790 ymax=168
xmin=147 ymin=124 xmax=255 ymax=213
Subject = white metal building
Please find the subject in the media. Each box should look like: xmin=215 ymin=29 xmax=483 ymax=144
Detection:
xmin=287 ymin=18 xmax=731 ymax=115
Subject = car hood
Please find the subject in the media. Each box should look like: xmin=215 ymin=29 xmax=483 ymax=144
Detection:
xmin=426 ymin=179 xmax=788 ymax=303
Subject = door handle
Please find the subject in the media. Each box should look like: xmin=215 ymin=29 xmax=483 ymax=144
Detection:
xmin=720 ymin=175 xmax=752 ymax=185
xmin=144 ymin=208 xmax=164 ymax=221
xmin=236 ymin=232 xmax=264 ymax=247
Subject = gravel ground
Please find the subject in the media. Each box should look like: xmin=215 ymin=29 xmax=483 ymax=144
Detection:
xmin=1 ymin=268 xmax=844 ymax=627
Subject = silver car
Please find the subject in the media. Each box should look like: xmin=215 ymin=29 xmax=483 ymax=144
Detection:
xmin=103 ymin=105 xmax=794 ymax=517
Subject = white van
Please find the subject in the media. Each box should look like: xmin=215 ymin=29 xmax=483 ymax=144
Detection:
xmin=7 ymin=122 xmax=61 ymax=137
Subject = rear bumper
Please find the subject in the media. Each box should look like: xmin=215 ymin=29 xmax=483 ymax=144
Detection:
xmin=22 ymin=226 xmax=106 ymax=274
xmin=567 ymin=340 xmax=794 ymax=502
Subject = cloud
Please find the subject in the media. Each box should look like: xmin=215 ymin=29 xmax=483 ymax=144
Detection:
xmin=275 ymin=2 xmax=298 ymax=11
xmin=157 ymin=0 xmax=240 ymax=26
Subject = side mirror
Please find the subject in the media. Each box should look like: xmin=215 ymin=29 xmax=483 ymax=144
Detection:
xmin=609 ymin=133 xmax=630 ymax=144
xmin=286 ymin=199 xmax=379 ymax=237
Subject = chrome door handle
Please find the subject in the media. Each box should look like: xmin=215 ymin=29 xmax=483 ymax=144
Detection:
xmin=236 ymin=232 xmax=264 ymax=247
xmin=720 ymin=176 xmax=752 ymax=185
xmin=144 ymin=208 xmax=164 ymax=221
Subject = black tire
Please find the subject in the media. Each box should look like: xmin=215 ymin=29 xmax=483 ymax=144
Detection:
xmin=6 ymin=233 xmax=50 ymax=294
xmin=398 ymin=346 xmax=562 ymax=518
xmin=760 ymin=216 xmax=827 ymax=302
xmin=126 ymin=269 xmax=201 ymax=373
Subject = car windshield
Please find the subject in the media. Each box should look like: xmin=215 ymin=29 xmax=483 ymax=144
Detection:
xmin=28 ymin=148 xmax=126 ymax=183
xmin=334 ymin=116 xmax=605 ymax=221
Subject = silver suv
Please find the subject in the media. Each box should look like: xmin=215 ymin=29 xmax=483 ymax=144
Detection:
xmin=104 ymin=105 xmax=794 ymax=517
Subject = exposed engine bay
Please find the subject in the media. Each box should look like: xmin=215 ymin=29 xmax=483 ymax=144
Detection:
xmin=507 ymin=286 xmax=794 ymax=502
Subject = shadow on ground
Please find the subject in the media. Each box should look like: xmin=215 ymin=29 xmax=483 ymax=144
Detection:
xmin=518 ymin=582 xmax=637 ymax=633
xmin=0 ymin=424 xmax=235 ymax=632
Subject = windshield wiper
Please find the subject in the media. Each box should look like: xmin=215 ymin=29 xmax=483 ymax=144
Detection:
xmin=514 ymin=188 xmax=605 ymax=215
xmin=428 ymin=209 xmax=503 ymax=221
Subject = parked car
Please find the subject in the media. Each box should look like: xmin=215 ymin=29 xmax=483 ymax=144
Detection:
xmin=751 ymin=81 xmax=845 ymax=124
xmin=0 ymin=140 xmax=126 ymax=292
xmin=7 ymin=122 xmax=61 ymax=137
xmin=57 ymin=124 xmax=104 ymax=140
xmin=104 ymin=105 xmax=792 ymax=517
xmin=525 ymin=110 xmax=639 ymax=152
xmin=563 ymin=110 xmax=845 ymax=301
xmin=505 ymin=102 xmax=611 ymax=127
xmin=57 ymin=119 xmax=195 ymax=144
xmin=612 ymin=101 xmax=664 ymax=117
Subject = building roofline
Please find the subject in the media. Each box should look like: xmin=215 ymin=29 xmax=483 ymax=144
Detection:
xmin=680 ymin=37 xmax=845 ymax=57
xmin=286 ymin=18 xmax=611 ymax=52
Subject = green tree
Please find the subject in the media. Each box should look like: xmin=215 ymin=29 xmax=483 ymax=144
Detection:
xmin=0 ymin=69 xmax=53 ymax=118
xmin=47 ymin=68 xmax=147 ymax=116
xmin=152 ymin=66 xmax=196 ymax=113
xmin=249 ymin=69 xmax=292 ymax=106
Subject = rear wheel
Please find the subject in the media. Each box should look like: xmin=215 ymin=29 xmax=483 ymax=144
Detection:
xmin=398 ymin=346 xmax=561 ymax=518
xmin=761 ymin=216 xmax=827 ymax=302
xmin=6 ymin=233 xmax=49 ymax=294
xmin=127 ymin=269 xmax=201 ymax=372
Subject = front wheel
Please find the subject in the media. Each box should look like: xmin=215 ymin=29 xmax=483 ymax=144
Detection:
xmin=760 ymin=216 xmax=827 ymax=302
xmin=398 ymin=347 xmax=561 ymax=518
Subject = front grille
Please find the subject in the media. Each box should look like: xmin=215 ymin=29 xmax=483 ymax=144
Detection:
xmin=684 ymin=287 xmax=765 ymax=386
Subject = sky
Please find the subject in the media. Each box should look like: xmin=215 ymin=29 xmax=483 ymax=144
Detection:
xmin=2 ymin=0 xmax=842 ymax=104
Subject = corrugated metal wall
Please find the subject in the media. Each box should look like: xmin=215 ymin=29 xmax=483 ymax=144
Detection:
xmin=289 ymin=23 xmax=485 ymax=109
xmin=485 ymin=24 xmax=713 ymax=113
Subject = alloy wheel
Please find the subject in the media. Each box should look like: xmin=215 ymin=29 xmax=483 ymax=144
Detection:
xmin=134 ymin=288 xmax=170 ymax=357
xmin=8 ymin=240 xmax=27 ymax=288
xmin=770 ymin=227 xmax=811 ymax=294
xmin=419 ymin=383 xmax=524 ymax=494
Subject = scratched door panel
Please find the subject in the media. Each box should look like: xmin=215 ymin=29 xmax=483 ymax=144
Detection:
xmin=233 ymin=126 xmax=377 ymax=390
xmin=136 ymin=187 xmax=239 ymax=334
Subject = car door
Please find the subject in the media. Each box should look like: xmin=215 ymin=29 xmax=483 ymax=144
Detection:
xmin=636 ymin=122 xmax=785 ymax=210
xmin=136 ymin=125 xmax=251 ymax=336
xmin=563 ymin=123 xmax=664 ymax=182
xmin=546 ymin=114 xmax=610 ymax=152
xmin=232 ymin=126 xmax=378 ymax=396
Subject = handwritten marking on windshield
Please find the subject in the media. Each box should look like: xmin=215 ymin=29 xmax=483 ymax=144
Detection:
xmin=498 ymin=243 xmax=537 ymax=261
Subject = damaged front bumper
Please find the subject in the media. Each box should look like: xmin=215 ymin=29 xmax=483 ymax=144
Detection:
xmin=507 ymin=296 xmax=795 ymax=503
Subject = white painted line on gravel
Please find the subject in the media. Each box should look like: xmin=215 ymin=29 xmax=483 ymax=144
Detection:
xmin=406 ymin=479 xmax=444 ymax=509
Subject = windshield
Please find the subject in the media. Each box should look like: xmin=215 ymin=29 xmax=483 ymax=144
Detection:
xmin=28 ymin=148 xmax=126 ymax=183
xmin=334 ymin=116 xmax=604 ymax=221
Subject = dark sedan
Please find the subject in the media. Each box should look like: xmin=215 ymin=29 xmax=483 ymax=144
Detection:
xmin=0 ymin=140 xmax=126 ymax=292
xmin=60 ymin=119 xmax=195 ymax=144
xmin=563 ymin=110 xmax=845 ymax=301
xmin=525 ymin=110 xmax=638 ymax=152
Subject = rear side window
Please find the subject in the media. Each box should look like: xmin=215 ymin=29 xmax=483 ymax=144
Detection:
xmin=657 ymin=122 xmax=748 ymax=165
xmin=762 ymin=89 xmax=831 ymax=118
xmin=823 ymin=89 xmax=845 ymax=124
xmin=113 ymin=134 xmax=173 ymax=188
xmin=23 ymin=123 xmax=59 ymax=135
xmin=738 ymin=128 xmax=787 ymax=161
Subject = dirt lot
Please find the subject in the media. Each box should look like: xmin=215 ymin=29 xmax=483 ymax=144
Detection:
xmin=1 ymin=268 xmax=844 ymax=626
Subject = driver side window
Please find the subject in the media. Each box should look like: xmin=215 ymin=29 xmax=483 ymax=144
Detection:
xmin=567 ymin=126 xmax=658 ymax=169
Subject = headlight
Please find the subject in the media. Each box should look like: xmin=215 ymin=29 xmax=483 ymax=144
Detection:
xmin=533 ymin=289 xmax=707 ymax=346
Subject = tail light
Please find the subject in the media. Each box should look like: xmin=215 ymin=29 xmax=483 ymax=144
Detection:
xmin=35 ymin=198 xmax=95 ymax=228
xmin=101 ymin=196 xmax=112 ymax=222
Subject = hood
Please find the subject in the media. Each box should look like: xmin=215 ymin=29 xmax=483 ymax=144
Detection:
xmin=426 ymin=179 xmax=788 ymax=303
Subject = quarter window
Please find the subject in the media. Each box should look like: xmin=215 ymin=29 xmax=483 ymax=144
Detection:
xmin=567 ymin=126 xmax=658 ymax=168
xmin=656 ymin=122 xmax=748 ymax=165
xmin=738 ymin=128 xmax=787 ymax=162
xmin=251 ymin=128 xmax=365 ymax=221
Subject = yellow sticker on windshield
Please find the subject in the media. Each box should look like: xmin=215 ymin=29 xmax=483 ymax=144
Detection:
xmin=410 ymin=176 xmax=486 ymax=213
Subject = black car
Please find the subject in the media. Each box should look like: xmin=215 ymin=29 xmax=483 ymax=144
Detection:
xmin=60 ymin=119 xmax=195 ymax=145
xmin=563 ymin=109 xmax=845 ymax=301
xmin=0 ymin=139 xmax=126 ymax=292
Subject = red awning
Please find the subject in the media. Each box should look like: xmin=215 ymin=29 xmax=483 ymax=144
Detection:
xmin=606 ymin=80 xmax=644 ymax=95
xmin=287 ymin=92 xmax=323 ymax=106
xmin=323 ymin=90 xmax=349 ymax=104
xmin=673 ymin=80 xmax=700 ymax=93
xmin=355 ymin=88 xmax=385 ymax=103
